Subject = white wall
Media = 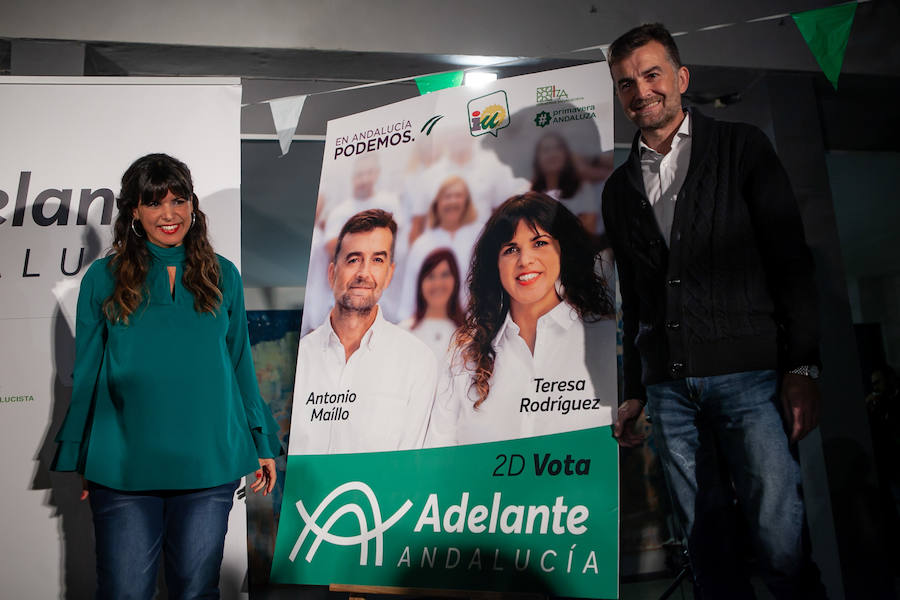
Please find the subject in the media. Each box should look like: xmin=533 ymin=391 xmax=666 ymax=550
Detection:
xmin=0 ymin=77 xmax=245 ymax=599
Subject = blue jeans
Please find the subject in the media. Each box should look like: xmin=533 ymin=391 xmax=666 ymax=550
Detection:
xmin=89 ymin=479 xmax=240 ymax=600
xmin=646 ymin=370 xmax=825 ymax=599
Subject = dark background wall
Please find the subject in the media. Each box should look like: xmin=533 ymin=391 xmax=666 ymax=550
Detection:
xmin=4 ymin=2 xmax=900 ymax=597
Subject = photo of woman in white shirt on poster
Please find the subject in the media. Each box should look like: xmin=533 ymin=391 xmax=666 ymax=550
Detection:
xmin=399 ymin=248 xmax=466 ymax=362
xmin=530 ymin=131 xmax=599 ymax=233
xmin=426 ymin=192 xmax=617 ymax=447
xmin=398 ymin=175 xmax=481 ymax=320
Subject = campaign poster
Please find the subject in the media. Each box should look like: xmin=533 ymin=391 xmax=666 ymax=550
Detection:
xmin=272 ymin=63 xmax=619 ymax=598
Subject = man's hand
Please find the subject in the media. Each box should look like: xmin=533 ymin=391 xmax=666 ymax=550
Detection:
xmin=613 ymin=398 xmax=646 ymax=447
xmin=781 ymin=372 xmax=821 ymax=443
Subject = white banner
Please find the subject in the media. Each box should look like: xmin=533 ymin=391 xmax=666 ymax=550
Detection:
xmin=0 ymin=77 xmax=244 ymax=598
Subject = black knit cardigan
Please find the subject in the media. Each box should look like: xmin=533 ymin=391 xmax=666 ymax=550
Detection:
xmin=602 ymin=108 xmax=820 ymax=401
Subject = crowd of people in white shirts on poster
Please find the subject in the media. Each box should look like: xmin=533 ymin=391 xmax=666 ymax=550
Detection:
xmin=305 ymin=131 xmax=611 ymax=336
xmin=294 ymin=130 xmax=616 ymax=453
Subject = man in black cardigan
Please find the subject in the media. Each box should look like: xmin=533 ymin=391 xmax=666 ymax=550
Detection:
xmin=604 ymin=23 xmax=825 ymax=599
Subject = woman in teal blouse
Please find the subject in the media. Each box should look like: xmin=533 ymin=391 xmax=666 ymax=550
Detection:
xmin=51 ymin=153 xmax=282 ymax=599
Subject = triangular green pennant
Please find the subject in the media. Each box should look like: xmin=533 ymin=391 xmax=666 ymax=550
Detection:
xmin=415 ymin=71 xmax=464 ymax=95
xmin=792 ymin=1 xmax=857 ymax=90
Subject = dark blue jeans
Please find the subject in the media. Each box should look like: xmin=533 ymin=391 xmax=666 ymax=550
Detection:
xmin=88 ymin=479 xmax=240 ymax=600
xmin=646 ymin=370 xmax=825 ymax=599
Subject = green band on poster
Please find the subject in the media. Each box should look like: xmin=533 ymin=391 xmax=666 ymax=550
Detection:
xmin=415 ymin=71 xmax=465 ymax=95
xmin=271 ymin=429 xmax=619 ymax=597
xmin=792 ymin=1 xmax=857 ymax=90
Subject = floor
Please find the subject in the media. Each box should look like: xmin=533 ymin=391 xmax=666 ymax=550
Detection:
xmin=247 ymin=576 xmax=777 ymax=600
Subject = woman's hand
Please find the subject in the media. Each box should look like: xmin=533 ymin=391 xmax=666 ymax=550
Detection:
xmin=250 ymin=458 xmax=276 ymax=496
xmin=80 ymin=476 xmax=89 ymax=501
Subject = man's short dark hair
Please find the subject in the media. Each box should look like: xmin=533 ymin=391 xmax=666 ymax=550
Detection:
xmin=608 ymin=23 xmax=682 ymax=70
xmin=333 ymin=209 xmax=398 ymax=261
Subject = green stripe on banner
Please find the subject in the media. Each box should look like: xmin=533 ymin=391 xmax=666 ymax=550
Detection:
xmin=415 ymin=71 xmax=464 ymax=95
xmin=271 ymin=428 xmax=619 ymax=598
xmin=792 ymin=1 xmax=857 ymax=90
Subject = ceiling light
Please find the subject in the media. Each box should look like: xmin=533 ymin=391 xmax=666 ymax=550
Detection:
xmin=464 ymin=71 xmax=498 ymax=87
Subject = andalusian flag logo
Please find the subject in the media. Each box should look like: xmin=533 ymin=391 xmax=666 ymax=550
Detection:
xmin=467 ymin=90 xmax=511 ymax=138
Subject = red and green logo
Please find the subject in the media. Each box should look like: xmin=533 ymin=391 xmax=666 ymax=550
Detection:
xmin=467 ymin=91 xmax=511 ymax=138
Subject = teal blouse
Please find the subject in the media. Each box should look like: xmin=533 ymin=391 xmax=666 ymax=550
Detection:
xmin=51 ymin=242 xmax=282 ymax=490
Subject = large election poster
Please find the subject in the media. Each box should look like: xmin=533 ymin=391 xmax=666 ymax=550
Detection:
xmin=0 ymin=78 xmax=245 ymax=598
xmin=272 ymin=63 xmax=619 ymax=597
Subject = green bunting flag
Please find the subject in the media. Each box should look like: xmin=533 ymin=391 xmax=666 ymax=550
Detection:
xmin=792 ymin=1 xmax=857 ymax=90
xmin=415 ymin=71 xmax=464 ymax=95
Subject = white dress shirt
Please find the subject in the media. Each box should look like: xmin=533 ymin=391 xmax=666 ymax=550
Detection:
xmin=290 ymin=306 xmax=438 ymax=454
xmin=425 ymin=301 xmax=617 ymax=447
xmin=639 ymin=111 xmax=692 ymax=246
xmin=399 ymin=317 xmax=458 ymax=362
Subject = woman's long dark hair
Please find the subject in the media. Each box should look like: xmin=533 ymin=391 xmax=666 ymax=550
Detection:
xmin=412 ymin=248 xmax=465 ymax=329
xmin=531 ymin=131 xmax=581 ymax=199
xmin=103 ymin=153 xmax=222 ymax=323
xmin=457 ymin=192 xmax=613 ymax=407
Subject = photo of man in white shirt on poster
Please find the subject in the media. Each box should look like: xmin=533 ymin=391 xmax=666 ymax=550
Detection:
xmin=290 ymin=209 xmax=438 ymax=454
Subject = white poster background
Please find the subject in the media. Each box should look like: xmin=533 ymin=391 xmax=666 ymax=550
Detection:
xmin=0 ymin=77 xmax=245 ymax=599
xmin=302 ymin=62 xmax=615 ymax=337
xmin=292 ymin=62 xmax=616 ymax=453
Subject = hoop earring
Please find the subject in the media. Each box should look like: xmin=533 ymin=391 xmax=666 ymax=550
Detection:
xmin=190 ymin=212 xmax=196 ymax=230
xmin=555 ymin=278 xmax=565 ymax=299
xmin=131 ymin=219 xmax=143 ymax=238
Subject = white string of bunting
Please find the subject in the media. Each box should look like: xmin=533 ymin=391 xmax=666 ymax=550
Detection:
xmin=262 ymin=0 xmax=865 ymax=155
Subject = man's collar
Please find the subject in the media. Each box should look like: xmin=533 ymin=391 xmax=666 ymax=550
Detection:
xmin=627 ymin=107 xmax=708 ymax=192
xmin=324 ymin=304 xmax=386 ymax=351
xmin=639 ymin=110 xmax=692 ymax=156
xmin=361 ymin=305 xmax=388 ymax=351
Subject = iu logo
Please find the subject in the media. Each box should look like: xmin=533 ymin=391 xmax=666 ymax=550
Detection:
xmin=467 ymin=90 xmax=511 ymax=138
xmin=288 ymin=481 xmax=413 ymax=567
